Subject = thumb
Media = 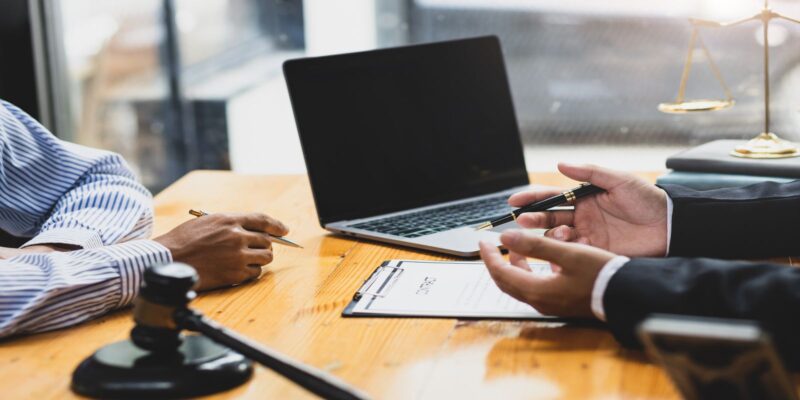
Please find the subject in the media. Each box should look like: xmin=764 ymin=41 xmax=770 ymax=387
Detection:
xmin=557 ymin=163 xmax=629 ymax=190
xmin=500 ymin=230 xmax=577 ymax=267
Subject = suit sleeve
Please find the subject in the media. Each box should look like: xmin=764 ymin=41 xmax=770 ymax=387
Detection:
xmin=661 ymin=181 xmax=800 ymax=258
xmin=603 ymin=257 xmax=800 ymax=369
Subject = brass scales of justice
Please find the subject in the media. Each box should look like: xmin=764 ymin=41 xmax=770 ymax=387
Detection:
xmin=659 ymin=0 xmax=800 ymax=158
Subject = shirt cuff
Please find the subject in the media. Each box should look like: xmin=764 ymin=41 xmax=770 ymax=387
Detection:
xmin=22 ymin=227 xmax=104 ymax=249
xmin=100 ymin=240 xmax=173 ymax=307
xmin=665 ymin=194 xmax=674 ymax=256
xmin=590 ymin=255 xmax=630 ymax=321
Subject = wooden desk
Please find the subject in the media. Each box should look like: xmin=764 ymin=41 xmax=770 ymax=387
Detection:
xmin=0 ymin=171 xmax=793 ymax=399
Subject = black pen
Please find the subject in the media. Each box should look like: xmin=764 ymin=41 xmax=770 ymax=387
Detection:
xmin=475 ymin=183 xmax=605 ymax=231
xmin=189 ymin=209 xmax=304 ymax=248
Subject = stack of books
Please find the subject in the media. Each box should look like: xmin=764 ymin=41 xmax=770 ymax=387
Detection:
xmin=657 ymin=140 xmax=800 ymax=190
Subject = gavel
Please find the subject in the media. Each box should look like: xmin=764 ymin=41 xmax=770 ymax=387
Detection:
xmin=72 ymin=263 xmax=370 ymax=400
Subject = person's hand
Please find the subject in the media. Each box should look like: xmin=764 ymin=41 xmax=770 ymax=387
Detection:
xmin=479 ymin=230 xmax=616 ymax=318
xmin=0 ymin=244 xmax=71 ymax=259
xmin=154 ymin=213 xmax=289 ymax=291
xmin=509 ymin=163 xmax=668 ymax=257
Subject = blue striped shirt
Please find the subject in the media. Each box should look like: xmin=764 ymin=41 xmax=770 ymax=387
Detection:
xmin=0 ymin=100 xmax=172 ymax=338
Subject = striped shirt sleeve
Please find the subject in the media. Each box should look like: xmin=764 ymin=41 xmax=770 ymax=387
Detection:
xmin=0 ymin=100 xmax=153 ymax=249
xmin=0 ymin=240 xmax=172 ymax=338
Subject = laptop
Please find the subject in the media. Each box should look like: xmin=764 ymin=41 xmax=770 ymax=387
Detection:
xmin=283 ymin=36 xmax=531 ymax=257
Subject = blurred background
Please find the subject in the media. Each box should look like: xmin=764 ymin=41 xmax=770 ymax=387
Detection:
xmin=3 ymin=0 xmax=800 ymax=191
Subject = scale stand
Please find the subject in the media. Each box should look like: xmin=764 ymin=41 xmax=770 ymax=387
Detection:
xmin=659 ymin=0 xmax=800 ymax=159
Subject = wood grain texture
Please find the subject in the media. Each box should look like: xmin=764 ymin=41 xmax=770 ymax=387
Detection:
xmin=0 ymin=170 xmax=795 ymax=399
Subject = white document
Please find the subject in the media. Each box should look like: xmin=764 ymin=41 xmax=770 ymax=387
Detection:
xmin=347 ymin=259 xmax=554 ymax=319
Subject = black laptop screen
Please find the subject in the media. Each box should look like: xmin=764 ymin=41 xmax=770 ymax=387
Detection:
xmin=284 ymin=36 xmax=528 ymax=225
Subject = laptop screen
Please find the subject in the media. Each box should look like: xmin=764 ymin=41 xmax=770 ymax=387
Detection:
xmin=284 ymin=36 xmax=528 ymax=225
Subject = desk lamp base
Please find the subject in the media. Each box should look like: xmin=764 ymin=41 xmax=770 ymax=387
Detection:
xmin=71 ymin=334 xmax=252 ymax=399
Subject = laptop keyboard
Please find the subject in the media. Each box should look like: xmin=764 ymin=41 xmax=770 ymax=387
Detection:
xmin=349 ymin=195 xmax=513 ymax=238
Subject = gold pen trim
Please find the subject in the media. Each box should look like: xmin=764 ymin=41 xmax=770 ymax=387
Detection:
xmin=562 ymin=190 xmax=576 ymax=204
xmin=475 ymin=221 xmax=493 ymax=231
xmin=189 ymin=209 xmax=208 ymax=217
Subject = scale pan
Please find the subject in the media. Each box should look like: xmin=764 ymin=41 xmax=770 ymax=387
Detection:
xmin=658 ymin=99 xmax=734 ymax=114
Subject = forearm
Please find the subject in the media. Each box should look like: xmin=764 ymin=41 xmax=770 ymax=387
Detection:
xmin=24 ymin=155 xmax=155 ymax=249
xmin=0 ymin=100 xmax=153 ymax=249
xmin=662 ymin=181 xmax=800 ymax=258
xmin=603 ymin=257 xmax=800 ymax=368
xmin=0 ymin=240 xmax=171 ymax=338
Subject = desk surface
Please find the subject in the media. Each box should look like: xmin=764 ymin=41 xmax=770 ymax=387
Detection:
xmin=0 ymin=171 xmax=796 ymax=399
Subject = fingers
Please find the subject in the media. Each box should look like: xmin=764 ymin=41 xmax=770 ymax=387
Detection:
xmin=557 ymin=163 xmax=629 ymax=190
xmin=242 ymin=231 xmax=273 ymax=249
xmin=238 ymin=213 xmax=289 ymax=236
xmin=508 ymin=188 xmax=562 ymax=207
xmin=481 ymin=232 xmax=615 ymax=319
xmin=479 ymin=240 xmax=506 ymax=272
xmin=516 ymin=211 xmax=574 ymax=230
xmin=244 ymin=265 xmax=262 ymax=281
xmin=480 ymin=241 xmax=552 ymax=305
xmin=544 ymin=225 xmax=576 ymax=241
xmin=243 ymin=248 xmax=274 ymax=266
xmin=228 ymin=248 xmax=273 ymax=285
xmin=499 ymin=230 xmax=577 ymax=267
xmin=234 ymin=250 xmax=273 ymax=283
xmin=509 ymin=251 xmax=531 ymax=271
xmin=479 ymin=241 xmax=533 ymax=300
xmin=501 ymin=229 xmax=616 ymax=278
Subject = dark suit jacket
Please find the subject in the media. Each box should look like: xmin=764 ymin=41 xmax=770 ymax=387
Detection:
xmin=603 ymin=182 xmax=800 ymax=368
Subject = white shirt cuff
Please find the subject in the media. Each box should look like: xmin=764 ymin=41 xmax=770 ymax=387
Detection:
xmin=101 ymin=240 xmax=173 ymax=307
xmin=590 ymin=255 xmax=630 ymax=321
xmin=665 ymin=194 xmax=673 ymax=256
xmin=22 ymin=227 xmax=104 ymax=249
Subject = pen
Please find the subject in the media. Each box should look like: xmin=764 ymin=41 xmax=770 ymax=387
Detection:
xmin=189 ymin=209 xmax=304 ymax=249
xmin=475 ymin=183 xmax=605 ymax=231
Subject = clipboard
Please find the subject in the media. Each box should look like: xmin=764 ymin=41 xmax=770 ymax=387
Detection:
xmin=343 ymin=260 xmax=556 ymax=320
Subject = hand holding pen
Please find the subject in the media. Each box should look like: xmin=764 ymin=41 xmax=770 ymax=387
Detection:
xmin=476 ymin=183 xmax=604 ymax=231
xmin=489 ymin=163 xmax=671 ymax=257
xmin=153 ymin=211 xmax=299 ymax=290
xmin=190 ymin=210 xmax=303 ymax=248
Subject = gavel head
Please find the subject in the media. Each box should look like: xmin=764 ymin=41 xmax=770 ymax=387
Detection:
xmin=130 ymin=263 xmax=198 ymax=353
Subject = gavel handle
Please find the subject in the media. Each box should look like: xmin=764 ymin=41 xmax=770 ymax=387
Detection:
xmin=176 ymin=309 xmax=370 ymax=400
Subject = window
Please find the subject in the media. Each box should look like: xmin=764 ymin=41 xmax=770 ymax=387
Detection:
xmin=40 ymin=0 xmax=800 ymax=186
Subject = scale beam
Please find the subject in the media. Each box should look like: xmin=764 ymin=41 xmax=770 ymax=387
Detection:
xmin=660 ymin=0 xmax=800 ymax=159
xmin=689 ymin=14 xmax=760 ymax=28
xmin=775 ymin=13 xmax=800 ymax=25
